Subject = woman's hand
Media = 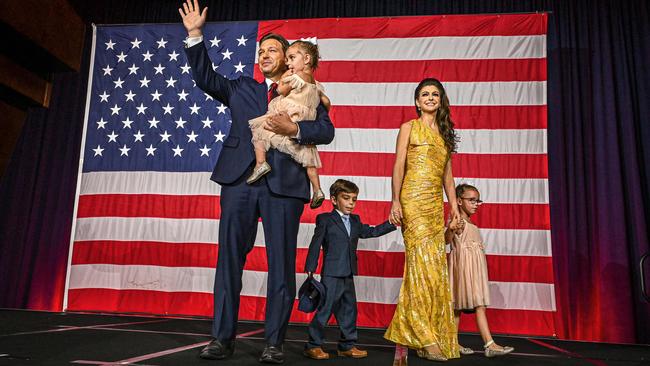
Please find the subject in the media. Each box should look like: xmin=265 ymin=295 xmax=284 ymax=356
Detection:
xmin=451 ymin=205 xmax=461 ymax=223
xmin=448 ymin=206 xmax=461 ymax=230
xmin=448 ymin=214 xmax=458 ymax=231
xmin=389 ymin=200 xmax=403 ymax=226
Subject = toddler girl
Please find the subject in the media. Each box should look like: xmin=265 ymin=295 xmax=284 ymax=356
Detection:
xmin=247 ymin=40 xmax=329 ymax=209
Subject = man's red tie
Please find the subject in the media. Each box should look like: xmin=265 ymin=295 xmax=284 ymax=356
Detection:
xmin=267 ymin=82 xmax=278 ymax=103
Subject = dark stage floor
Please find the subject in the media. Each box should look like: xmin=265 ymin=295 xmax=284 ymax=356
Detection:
xmin=0 ymin=309 xmax=648 ymax=365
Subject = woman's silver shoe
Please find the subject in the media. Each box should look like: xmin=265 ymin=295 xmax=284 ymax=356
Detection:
xmin=458 ymin=345 xmax=474 ymax=355
xmin=416 ymin=348 xmax=447 ymax=362
xmin=483 ymin=340 xmax=513 ymax=358
xmin=246 ymin=162 xmax=271 ymax=184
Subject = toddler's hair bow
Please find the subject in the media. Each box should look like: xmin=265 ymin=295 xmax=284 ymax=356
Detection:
xmin=300 ymin=36 xmax=318 ymax=45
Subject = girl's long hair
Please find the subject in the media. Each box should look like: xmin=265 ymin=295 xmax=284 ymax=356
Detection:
xmin=414 ymin=78 xmax=459 ymax=153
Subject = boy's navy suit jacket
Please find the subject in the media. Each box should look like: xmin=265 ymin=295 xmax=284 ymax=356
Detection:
xmin=305 ymin=210 xmax=396 ymax=277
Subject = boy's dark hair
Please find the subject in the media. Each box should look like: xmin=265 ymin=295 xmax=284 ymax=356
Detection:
xmin=259 ymin=33 xmax=290 ymax=53
xmin=456 ymin=183 xmax=479 ymax=198
xmin=329 ymin=179 xmax=359 ymax=198
xmin=290 ymin=40 xmax=320 ymax=70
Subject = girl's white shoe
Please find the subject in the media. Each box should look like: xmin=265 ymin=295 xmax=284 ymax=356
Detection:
xmin=483 ymin=340 xmax=514 ymax=358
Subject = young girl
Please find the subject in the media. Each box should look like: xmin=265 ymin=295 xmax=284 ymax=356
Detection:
xmin=247 ymin=40 xmax=329 ymax=209
xmin=446 ymin=184 xmax=514 ymax=358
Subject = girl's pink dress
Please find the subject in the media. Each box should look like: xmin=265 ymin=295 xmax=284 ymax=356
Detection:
xmin=448 ymin=219 xmax=491 ymax=310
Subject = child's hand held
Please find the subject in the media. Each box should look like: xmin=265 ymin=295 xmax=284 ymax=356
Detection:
xmin=455 ymin=218 xmax=465 ymax=234
xmin=389 ymin=200 xmax=403 ymax=226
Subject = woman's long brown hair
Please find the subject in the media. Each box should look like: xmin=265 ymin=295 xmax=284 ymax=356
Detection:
xmin=414 ymin=78 xmax=459 ymax=153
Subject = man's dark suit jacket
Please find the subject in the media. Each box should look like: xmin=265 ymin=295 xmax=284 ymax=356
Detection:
xmin=185 ymin=42 xmax=334 ymax=201
xmin=305 ymin=210 xmax=396 ymax=277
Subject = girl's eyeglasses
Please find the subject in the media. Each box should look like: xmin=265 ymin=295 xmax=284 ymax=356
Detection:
xmin=461 ymin=197 xmax=483 ymax=205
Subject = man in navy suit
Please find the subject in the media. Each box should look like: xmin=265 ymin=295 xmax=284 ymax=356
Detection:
xmin=303 ymin=179 xmax=396 ymax=360
xmin=179 ymin=1 xmax=335 ymax=363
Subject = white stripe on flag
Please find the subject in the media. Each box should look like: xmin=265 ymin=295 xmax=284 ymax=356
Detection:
xmin=80 ymin=171 xmax=220 ymax=195
xmin=319 ymin=129 xmax=548 ymax=154
xmin=322 ymin=81 xmax=547 ymax=106
xmin=75 ymin=217 xmax=218 ymax=244
xmin=79 ymin=172 xmax=549 ymax=203
xmin=281 ymin=35 xmax=547 ymax=61
xmin=68 ymin=264 xmax=556 ymax=311
xmin=74 ymin=217 xmax=552 ymax=257
xmin=457 ymin=129 xmax=548 ymax=154
xmin=481 ymin=228 xmax=552 ymax=257
xmin=319 ymin=176 xmax=549 ymax=204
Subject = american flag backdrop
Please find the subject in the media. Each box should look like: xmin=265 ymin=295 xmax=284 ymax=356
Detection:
xmin=65 ymin=13 xmax=553 ymax=336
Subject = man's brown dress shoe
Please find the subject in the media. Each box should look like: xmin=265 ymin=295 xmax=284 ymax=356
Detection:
xmin=337 ymin=346 xmax=368 ymax=358
xmin=303 ymin=347 xmax=330 ymax=360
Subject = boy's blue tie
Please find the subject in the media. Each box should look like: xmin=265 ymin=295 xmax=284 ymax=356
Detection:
xmin=341 ymin=215 xmax=351 ymax=235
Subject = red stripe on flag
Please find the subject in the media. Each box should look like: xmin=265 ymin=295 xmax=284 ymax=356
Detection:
xmin=273 ymin=59 xmax=547 ymax=82
xmin=486 ymin=255 xmax=554 ymax=284
xmin=254 ymin=59 xmax=546 ymax=83
xmin=77 ymin=195 xmax=550 ymax=230
xmin=66 ymin=288 xmax=214 ymax=317
xmin=318 ymin=152 xmax=548 ymax=178
xmin=258 ymin=14 xmax=548 ymax=39
xmin=66 ymin=289 xmax=555 ymax=335
xmin=445 ymin=204 xmax=550 ymax=230
xmin=307 ymin=202 xmax=550 ymax=230
xmin=329 ymin=105 xmax=547 ymax=129
xmin=72 ymin=242 xmax=553 ymax=283
xmin=72 ymin=241 xmax=218 ymax=267
xmin=458 ymin=308 xmax=555 ymax=336
xmin=317 ymin=152 xmax=396 ymax=177
xmin=453 ymin=154 xmax=548 ymax=179
xmin=76 ymin=194 xmax=219 ymax=219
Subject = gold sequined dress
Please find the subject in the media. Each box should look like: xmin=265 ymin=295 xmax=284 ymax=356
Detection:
xmin=384 ymin=119 xmax=459 ymax=359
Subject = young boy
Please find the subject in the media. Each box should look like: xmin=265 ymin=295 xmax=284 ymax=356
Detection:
xmin=303 ymin=179 xmax=396 ymax=360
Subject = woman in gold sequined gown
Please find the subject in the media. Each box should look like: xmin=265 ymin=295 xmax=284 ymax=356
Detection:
xmin=384 ymin=79 xmax=461 ymax=362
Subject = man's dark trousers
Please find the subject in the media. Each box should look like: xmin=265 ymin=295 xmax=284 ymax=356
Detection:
xmin=213 ymin=172 xmax=304 ymax=346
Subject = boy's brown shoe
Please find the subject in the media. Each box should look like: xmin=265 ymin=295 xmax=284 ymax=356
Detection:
xmin=303 ymin=347 xmax=330 ymax=360
xmin=337 ymin=347 xmax=368 ymax=358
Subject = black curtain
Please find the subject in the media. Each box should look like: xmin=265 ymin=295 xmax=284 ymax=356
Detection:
xmin=1 ymin=0 xmax=648 ymax=343
xmin=547 ymin=0 xmax=650 ymax=343
xmin=0 ymin=70 xmax=87 ymax=310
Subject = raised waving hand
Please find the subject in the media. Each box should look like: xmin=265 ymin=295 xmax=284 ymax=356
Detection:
xmin=178 ymin=0 xmax=207 ymax=37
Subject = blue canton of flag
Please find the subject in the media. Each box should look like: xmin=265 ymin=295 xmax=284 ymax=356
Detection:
xmin=84 ymin=22 xmax=258 ymax=172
